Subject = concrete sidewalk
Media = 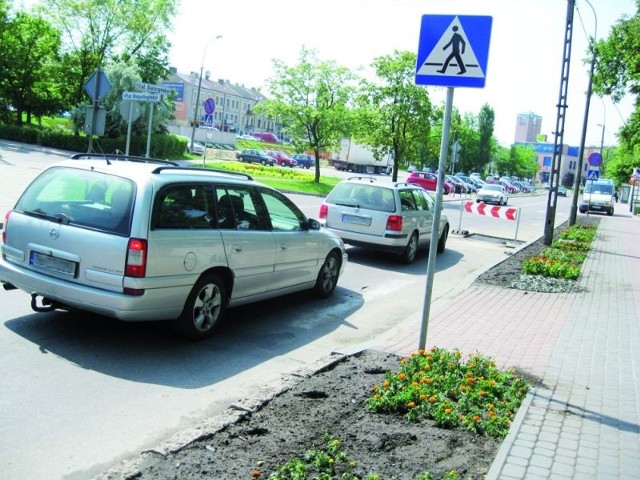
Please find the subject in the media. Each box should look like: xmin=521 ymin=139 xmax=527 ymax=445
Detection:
xmin=375 ymin=211 xmax=640 ymax=479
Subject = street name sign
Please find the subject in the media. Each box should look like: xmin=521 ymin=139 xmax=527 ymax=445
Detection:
xmin=122 ymin=91 xmax=160 ymax=102
xmin=136 ymin=82 xmax=173 ymax=95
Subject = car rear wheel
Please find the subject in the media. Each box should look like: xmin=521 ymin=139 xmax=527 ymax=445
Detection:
xmin=313 ymin=251 xmax=340 ymax=298
xmin=437 ymin=224 xmax=449 ymax=253
xmin=172 ymin=274 xmax=227 ymax=340
xmin=401 ymin=232 xmax=419 ymax=264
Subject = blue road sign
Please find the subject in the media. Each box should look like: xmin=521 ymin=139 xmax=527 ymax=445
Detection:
xmin=588 ymin=152 xmax=603 ymax=167
xmin=415 ymin=15 xmax=492 ymax=88
xmin=587 ymin=169 xmax=600 ymax=181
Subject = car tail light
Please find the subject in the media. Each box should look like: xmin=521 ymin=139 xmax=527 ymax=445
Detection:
xmin=125 ymin=238 xmax=147 ymax=278
xmin=2 ymin=211 xmax=10 ymax=244
xmin=318 ymin=203 xmax=328 ymax=220
xmin=386 ymin=215 xmax=403 ymax=232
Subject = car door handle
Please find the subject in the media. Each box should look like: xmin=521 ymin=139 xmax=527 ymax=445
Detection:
xmin=232 ymin=244 xmax=243 ymax=253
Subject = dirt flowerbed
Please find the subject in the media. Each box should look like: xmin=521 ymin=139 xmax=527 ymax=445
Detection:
xmin=99 ymin=218 xmax=600 ymax=480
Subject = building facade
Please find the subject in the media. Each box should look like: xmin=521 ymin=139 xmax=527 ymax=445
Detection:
xmin=514 ymin=112 xmax=542 ymax=143
xmin=162 ymin=68 xmax=282 ymax=144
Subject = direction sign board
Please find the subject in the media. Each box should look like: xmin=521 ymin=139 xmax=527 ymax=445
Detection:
xmin=136 ymin=82 xmax=172 ymax=95
xmin=122 ymin=91 xmax=160 ymax=102
xmin=415 ymin=15 xmax=493 ymax=88
xmin=587 ymin=168 xmax=600 ymax=181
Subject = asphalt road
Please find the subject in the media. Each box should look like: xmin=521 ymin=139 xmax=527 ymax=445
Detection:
xmin=0 ymin=140 xmax=571 ymax=479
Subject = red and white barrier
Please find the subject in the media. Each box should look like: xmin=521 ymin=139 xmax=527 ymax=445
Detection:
xmin=463 ymin=201 xmax=518 ymax=221
xmin=456 ymin=201 xmax=522 ymax=241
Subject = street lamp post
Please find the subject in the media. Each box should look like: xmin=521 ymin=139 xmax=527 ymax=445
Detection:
xmin=190 ymin=35 xmax=222 ymax=154
xmin=569 ymin=0 xmax=597 ymax=226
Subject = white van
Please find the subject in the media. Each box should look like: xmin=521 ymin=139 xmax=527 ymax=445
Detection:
xmin=579 ymin=180 xmax=616 ymax=216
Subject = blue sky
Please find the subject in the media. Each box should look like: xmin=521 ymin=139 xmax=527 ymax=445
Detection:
xmin=167 ymin=0 xmax=636 ymax=148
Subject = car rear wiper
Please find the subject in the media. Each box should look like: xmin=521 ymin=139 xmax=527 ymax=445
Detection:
xmin=334 ymin=201 xmax=360 ymax=208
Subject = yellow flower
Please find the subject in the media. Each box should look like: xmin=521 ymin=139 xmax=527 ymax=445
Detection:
xmin=428 ymin=396 xmax=437 ymax=404
xmin=478 ymin=390 xmax=486 ymax=396
xmin=419 ymin=394 xmax=427 ymax=401
xmin=488 ymin=411 xmax=496 ymax=419
xmin=444 ymin=408 xmax=452 ymax=415
xmin=401 ymin=357 xmax=408 ymax=364
xmin=472 ymin=415 xmax=481 ymax=423
xmin=383 ymin=380 xmax=390 ymax=388
xmin=407 ymin=401 xmax=416 ymax=408
xmin=397 ymin=372 xmax=406 ymax=380
xmin=373 ymin=394 xmax=381 ymax=400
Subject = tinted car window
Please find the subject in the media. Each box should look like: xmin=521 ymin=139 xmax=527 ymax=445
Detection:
xmin=154 ymin=184 xmax=213 ymax=229
xmin=216 ymin=186 xmax=269 ymax=230
xmin=260 ymin=188 xmax=306 ymax=231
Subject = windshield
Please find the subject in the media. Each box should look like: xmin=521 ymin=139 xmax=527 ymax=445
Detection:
xmin=584 ymin=183 xmax=613 ymax=195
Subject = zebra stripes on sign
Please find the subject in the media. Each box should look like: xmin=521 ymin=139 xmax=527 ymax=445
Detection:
xmin=463 ymin=201 xmax=518 ymax=221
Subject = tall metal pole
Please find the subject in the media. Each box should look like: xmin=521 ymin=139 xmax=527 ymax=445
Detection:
xmin=569 ymin=0 xmax=597 ymax=226
xmin=418 ymin=87 xmax=454 ymax=351
xmin=190 ymin=35 xmax=222 ymax=154
xmin=544 ymin=0 xmax=575 ymax=244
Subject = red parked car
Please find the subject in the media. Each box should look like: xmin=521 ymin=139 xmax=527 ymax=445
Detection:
xmin=406 ymin=171 xmax=454 ymax=194
xmin=265 ymin=150 xmax=297 ymax=168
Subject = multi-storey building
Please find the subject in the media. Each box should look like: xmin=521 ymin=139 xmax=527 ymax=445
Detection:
xmin=163 ymin=68 xmax=281 ymax=144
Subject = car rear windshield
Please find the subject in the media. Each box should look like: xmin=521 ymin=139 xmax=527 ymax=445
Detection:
xmin=327 ymin=183 xmax=395 ymax=212
xmin=14 ymin=166 xmax=135 ymax=235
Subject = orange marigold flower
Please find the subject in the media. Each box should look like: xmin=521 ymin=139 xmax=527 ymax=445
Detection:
xmin=466 ymin=377 xmax=476 ymax=384
xmin=424 ymin=364 xmax=431 ymax=370
xmin=455 ymin=350 xmax=461 ymax=358
xmin=412 ymin=381 xmax=419 ymax=388
xmin=383 ymin=380 xmax=390 ymax=388
xmin=478 ymin=390 xmax=486 ymax=396
xmin=419 ymin=394 xmax=427 ymax=401
xmin=373 ymin=394 xmax=381 ymax=400
xmin=407 ymin=401 xmax=416 ymax=408
xmin=418 ymin=349 xmax=426 ymax=355
xmin=488 ymin=404 xmax=495 ymax=410
xmin=472 ymin=415 xmax=481 ymax=423
xmin=428 ymin=396 xmax=437 ymax=404
xmin=488 ymin=411 xmax=496 ymax=419
xmin=397 ymin=372 xmax=406 ymax=380
xmin=401 ymin=357 xmax=408 ymax=364
xmin=488 ymin=380 xmax=496 ymax=386
xmin=444 ymin=408 xmax=452 ymax=415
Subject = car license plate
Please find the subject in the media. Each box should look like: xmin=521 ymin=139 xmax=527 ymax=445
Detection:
xmin=30 ymin=251 xmax=77 ymax=277
xmin=341 ymin=214 xmax=371 ymax=226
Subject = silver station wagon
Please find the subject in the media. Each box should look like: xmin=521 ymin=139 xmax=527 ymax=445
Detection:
xmin=0 ymin=154 xmax=347 ymax=339
xmin=319 ymin=177 xmax=449 ymax=264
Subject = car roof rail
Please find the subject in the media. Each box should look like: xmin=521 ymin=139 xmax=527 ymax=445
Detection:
xmin=151 ymin=166 xmax=254 ymax=180
xmin=69 ymin=152 xmax=178 ymax=166
xmin=347 ymin=176 xmax=378 ymax=182
xmin=394 ymin=182 xmax=412 ymax=187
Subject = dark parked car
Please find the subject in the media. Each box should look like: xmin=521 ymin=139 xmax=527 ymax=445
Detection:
xmin=235 ymin=149 xmax=276 ymax=166
xmin=291 ymin=153 xmax=316 ymax=169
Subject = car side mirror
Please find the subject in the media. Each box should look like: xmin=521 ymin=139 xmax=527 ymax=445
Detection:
xmin=305 ymin=218 xmax=321 ymax=230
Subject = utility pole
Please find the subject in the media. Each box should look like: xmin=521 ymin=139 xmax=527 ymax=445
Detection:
xmin=544 ymin=0 xmax=575 ymax=245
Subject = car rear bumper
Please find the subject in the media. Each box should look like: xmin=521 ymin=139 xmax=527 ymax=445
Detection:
xmin=0 ymin=258 xmax=185 ymax=321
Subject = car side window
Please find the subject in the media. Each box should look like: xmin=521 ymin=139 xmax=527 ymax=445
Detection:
xmin=412 ymin=190 xmax=430 ymax=211
xmin=154 ymin=185 xmax=213 ymax=229
xmin=216 ymin=186 xmax=268 ymax=231
xmin=259 ymin=188 xmax=305 ymax=231
xmin=399 ymin=190 xmax=417 ymax=211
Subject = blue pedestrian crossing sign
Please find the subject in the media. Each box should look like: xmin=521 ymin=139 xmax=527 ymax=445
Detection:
xmin=415 ymin=15 xmax=493 ymax=88
xmin=587 ymin=169 xmax=600 ymax=181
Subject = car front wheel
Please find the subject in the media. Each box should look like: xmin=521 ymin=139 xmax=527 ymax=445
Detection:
xmin=172 ymin=274 xmax=227 ymax=340
xmin=313 ymin=251 xmax=341 ymax=298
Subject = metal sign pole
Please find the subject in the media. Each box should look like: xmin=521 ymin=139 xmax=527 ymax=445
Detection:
xmin=146 ymin=103 xmax=154 ymax=158
xmin=418 ymin=87 xmax=454 ymax=351
xmin=125 ymin=102 xmax=133 ymax=155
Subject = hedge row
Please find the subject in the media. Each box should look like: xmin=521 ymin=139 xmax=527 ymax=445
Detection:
xmin=0 ymin=123 xmax=187 ymax=159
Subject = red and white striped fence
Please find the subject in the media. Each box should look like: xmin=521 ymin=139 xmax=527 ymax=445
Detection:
xmin=463 ymin=201 xmax=518 ymax=220
xmin=455 ymin=201 xmax=522 ymax=241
